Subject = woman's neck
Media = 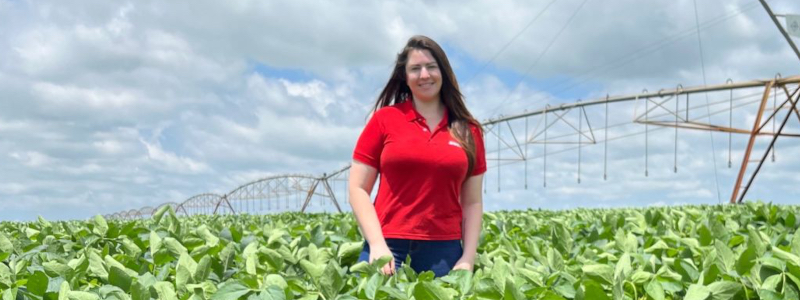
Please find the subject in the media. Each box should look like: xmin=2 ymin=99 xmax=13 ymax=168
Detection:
xmin=412 ymin=97 xmax=444 ymax=120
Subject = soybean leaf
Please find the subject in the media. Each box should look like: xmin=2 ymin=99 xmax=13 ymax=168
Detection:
xmin=645 ymin=280 xmax=665 ymax=300
xmin=337 ymin=242 xmax=362 ymax=264
xmin=440 ymin=269 xmax=473 ymax=295
xmin=26 ymin=271 xmax=48 ymax=296
xmin=261 ymin=248 xmax=284 ymax=271
xmin=757 ymin=289 xmax=782 ymax=300
xmin=163 ymin=237 xmax=188 ymax=257
xmin=154 ymin=282 xmax=179 ymax=300
xmin=582 ymin=280 xmax=611 ymax=300
xmin=364 ymin=273 xmax=382 ymax=299
xmin=318 ymin=261 xmax=345 ymax=300
xmin=413 ymin=281 xmax=455 ymax=300
xmin=150 ymin=231 xmax=162 ymax=255
xmin=0 ymin=232 xmax=12 ymax=260
xmin=785 ymin=283 xmax=799 ymax=300
xmin=196 ymin=225 xmax=220 ymax=248
xmin=685 ymin=284 xmax=711 ymax=300
xmin=503 ymin=278 xmax=525 ymax=300
xmin=130 ymin=281 xmax=150 ymax=300
xmin=258 ymin=286 xmax=286 ymax=300
xmin=736 ymin=244 xmax=757 ymax=276
xmin=792 ymin=232 xmax=800 ymax=256
xmin=176 ymin=264 xmax=193 ymax=292
xmin=104 ymin=256 xmax=137 ymax=277
xmin=211 ymin=282 xmax=251 ymax=300
xmin=264 ymin=274 xmax=288 ymax=290
xmin=108 ymin=267 xmax=132 ymax=291
xmin=67 ymin=291 xmax=101 ymax=300
xmin=714 ymin=240 xmax=735 ymax=272
xmin=614 ymin=253 xmax=632 ymax=281
xmin=194 ymin=255 xmax=212 ymax=282
xmin=58 ymin=281 xmax=70 ymax=300
xmin=299 ymin=260 xmax=324 ymax=278
xmin=372 ymin=255 xmax=393 ymax=270
xmin=490 ymin=258 xmax=510 ymax=292
xmin=93 ymin=215 xmax=108 ymax=237
xmin=707 ymin=281 xmax=741 ymax=300
xmin=773 ymin=247 xmax=800 ymax=267
xmin=151 ymin=205 xmax=170 ymax=224
xmin=86 ymin=250 xmax=108 ymax=280
xmin=0 ymin=263 xmax=11 ymax=288
xmin=582 ymin=264 xmax=614 ymax=286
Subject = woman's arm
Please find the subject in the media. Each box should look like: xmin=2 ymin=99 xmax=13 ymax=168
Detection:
xmin=348 ymin=160 xmax=395 ymax=275
xmin=453 ymin=174 xmax=484 ymax=271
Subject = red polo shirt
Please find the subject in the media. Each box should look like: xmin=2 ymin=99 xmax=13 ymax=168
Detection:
xmin=353 ymin=100 xmax=486 ymax=240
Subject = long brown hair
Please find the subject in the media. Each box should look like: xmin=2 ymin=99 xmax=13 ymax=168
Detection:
xmin=372 ymin=35 xmax=482 ymax=176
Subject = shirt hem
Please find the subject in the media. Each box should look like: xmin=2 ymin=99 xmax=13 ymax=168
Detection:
xmin=471 ymin=166 xmax=487 ymax=176
xmin=382 ymin=232 xmax=462 ymax=241
xmin=352 ymin=154 xmax=379 ymax=169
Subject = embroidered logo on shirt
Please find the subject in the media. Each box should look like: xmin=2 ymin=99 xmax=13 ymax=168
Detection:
xmin=448 ymin=141 xmax=461 ymax=148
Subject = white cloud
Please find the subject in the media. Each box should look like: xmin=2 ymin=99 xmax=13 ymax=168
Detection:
xmin=0 ymin=183 xmax=28 ymax=194
xmin=1 ymin=0 xmax=799 ymax=220
xmin=10 ymin=151 xmax=54 ymax=167
xmin=0 ymin=118 xmax=29 ymax=131
xmin=140 ymin=139 xmax=210 ymax=174
xmin=93 ymin=139 xmax=124 ymax=155
xmin=60 ymin=163 xmax=104 ymax=175
xmin=12 ymin=26 xmax=66 ymax=74
xmin=33 ymin=82 xmax=138 ymax=108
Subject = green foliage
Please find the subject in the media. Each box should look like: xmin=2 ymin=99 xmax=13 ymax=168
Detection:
xmin=1 ymin=202 xmax=800 ymax=299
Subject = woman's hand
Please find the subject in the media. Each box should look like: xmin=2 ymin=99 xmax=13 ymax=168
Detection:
xmin=369 ymin=244 xmax=396 ymax=276
xmin=349 ymin=161 xmax=394 ymax=276
xmin=452 ymin=255 xmax=475 ymax=272
xmin=456 ymin=174 xmax=483 ymax=273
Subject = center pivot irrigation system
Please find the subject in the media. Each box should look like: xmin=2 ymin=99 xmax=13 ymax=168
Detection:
xmin=481 ymin=75 xmax=800 ymax=205
xmin=104 ymin=169 xmax=350 ymax=219
xmin=104 ymin=75 xmax=800 ymax=220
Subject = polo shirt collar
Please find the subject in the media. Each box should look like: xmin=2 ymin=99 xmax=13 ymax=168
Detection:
xmin=399 ymin=100 xmax=449 ymax=128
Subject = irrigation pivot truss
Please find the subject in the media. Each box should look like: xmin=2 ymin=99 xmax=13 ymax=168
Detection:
xmin=104 ymin=167 xmax=349 ymax=220
xmin=482 ymin=75 xmax=800 ymax=204
xmin=104 ymin=75 xmax=800 ymax=219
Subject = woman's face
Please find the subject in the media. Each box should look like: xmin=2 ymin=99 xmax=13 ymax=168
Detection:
xmin=405 ymin=49 xmax=442 ymax=103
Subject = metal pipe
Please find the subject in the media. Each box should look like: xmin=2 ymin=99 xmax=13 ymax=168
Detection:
xmin=525 ymin=116 xmax=529 ymax=189
xmin=727 ymin=79 xmax=733 ymax=168
xmin=758 ymin=0 xmax=800 ymax=64
xmin=604 ymin=94 xmax=609 ymax=180
xmin=738 ymin=87 xmax=800 ymax=203
xmin=674 ymin=89 xmax=679 ymax=173
xmin=730 ymin=80 xmax=775 ymax=203
xmin=482 ymin=76 xmax=800 ymax=126
xmin=578 ymin=101 xmax=583 ymax=183
xmin=543 ymin=105 xmax=548 ymax=187
xmin=497 ymin=124 xmax=501 ymax=192
xmin=643 ymin=89 xmax=649 ymax=177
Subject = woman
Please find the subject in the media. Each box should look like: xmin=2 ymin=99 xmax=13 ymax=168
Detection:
xmin=349 ymin=35 xmax=486 ymax=277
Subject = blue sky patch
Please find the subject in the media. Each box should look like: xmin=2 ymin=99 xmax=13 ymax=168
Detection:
xmin=251 ymin=61 xmax=315 ymax=82
xmin=442 ymin=42 xmax=600 ymax=104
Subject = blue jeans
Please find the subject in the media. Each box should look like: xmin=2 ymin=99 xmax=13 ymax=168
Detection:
xmin=357 ymin=239 xmax=463 ymax=277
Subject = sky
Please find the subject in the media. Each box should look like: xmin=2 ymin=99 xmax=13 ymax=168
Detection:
xmin=1 ymin=0 xmax=800 ymax=221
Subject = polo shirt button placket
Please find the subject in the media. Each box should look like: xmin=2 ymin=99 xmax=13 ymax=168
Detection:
xmin=418 ymin=119 xmax=432 ymax=139
xmin=429 ymin=126 xmax=441 ymax=141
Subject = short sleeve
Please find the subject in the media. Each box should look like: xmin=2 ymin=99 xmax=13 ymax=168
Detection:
xmin=353 ymin=112 xmax=385 ymax=170
xmin=471 ymin=124 xmax=487 ymax=176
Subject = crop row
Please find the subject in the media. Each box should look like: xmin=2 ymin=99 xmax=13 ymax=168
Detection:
xmin=1 ymin=201 xmax=800 ymax=299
